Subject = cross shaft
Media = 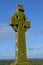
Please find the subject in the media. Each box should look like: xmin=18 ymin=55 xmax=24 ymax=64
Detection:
xmin=9 ymin=4 xmax=30 ymax=65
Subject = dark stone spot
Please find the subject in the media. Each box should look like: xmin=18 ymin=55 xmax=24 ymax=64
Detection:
xmin=24 ymin=26 xmax=26 ymax=28
xmin=16 ymin=24 xmax=18 ymax=27
xmin=23 ymin=15 xmax=25 ymax=20
xmin=16 ymin=16 xmax=18 ymax=19
xmin=10 ymin=24 xmax=14 ymax=26
xmin=18 ymin=9 xmax=24 ymax=12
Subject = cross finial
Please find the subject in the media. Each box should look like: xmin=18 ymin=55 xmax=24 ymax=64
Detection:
xmin=16 ymin=4 xmax=24 ymax=12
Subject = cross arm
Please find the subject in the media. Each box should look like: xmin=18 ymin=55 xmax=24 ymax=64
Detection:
xmin=24 ymin=18 xmax=30 ymax=31
xmin=9 ymin=13 xmax=18 ymax=32
xmin=25 ymin=21 xmax=30 ymax=28
xmin=9 ymin=13 xmax=18 ymax=26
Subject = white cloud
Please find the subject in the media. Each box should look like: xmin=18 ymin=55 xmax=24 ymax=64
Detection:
xmin=0 ymin=24 xmax=16 ymax=59
xmin=27 ymin=29 xmax=43 ymax=37
xmin=28 ymin=44 xmax=43 ymax=50
xmin=36 ymin=45 xmax=43 ymax=49
xmin=0 ymin=24 xmax=16 ymax=41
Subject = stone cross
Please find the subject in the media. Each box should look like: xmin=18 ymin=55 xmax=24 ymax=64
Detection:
xmin=9 ymin=4 xmax=30 ymax=65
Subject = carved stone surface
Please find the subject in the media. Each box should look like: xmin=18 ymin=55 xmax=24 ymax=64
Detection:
xmin=9 ymin=4 xmax=30 ymax=65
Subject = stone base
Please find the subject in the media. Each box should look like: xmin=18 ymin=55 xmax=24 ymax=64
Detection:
xmin=10 ymin=61 xmax=32 ymax=65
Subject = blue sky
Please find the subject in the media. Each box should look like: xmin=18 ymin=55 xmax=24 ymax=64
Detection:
xmin=0 ymin=0 xmax=43 ymax=59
